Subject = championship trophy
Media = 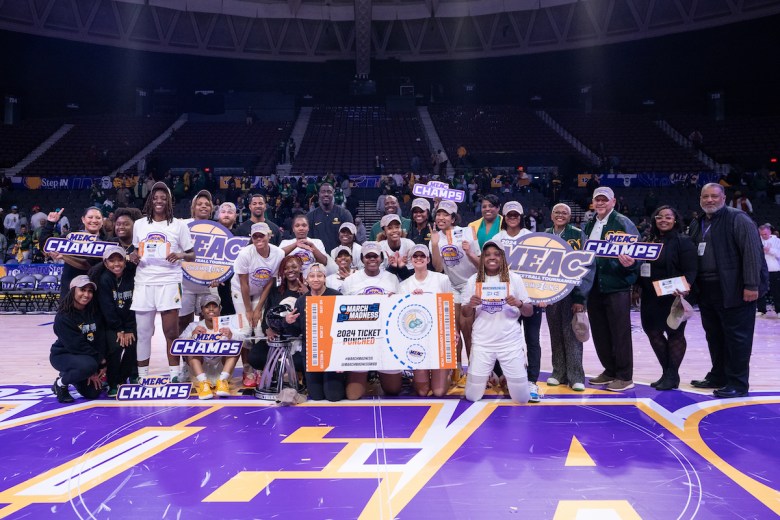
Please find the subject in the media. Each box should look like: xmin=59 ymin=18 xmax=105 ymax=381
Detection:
xmin=255 ymin=302 xmax=300 ymax=401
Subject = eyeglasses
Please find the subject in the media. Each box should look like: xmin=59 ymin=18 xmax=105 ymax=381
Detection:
xmin=364 ymin=254 xmax=380 ymax=259
xmin=412 ymin=253 xmax=427 ymax=259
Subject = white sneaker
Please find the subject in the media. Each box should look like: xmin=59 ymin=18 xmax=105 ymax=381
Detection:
xmin=546 ymin=377 xmax=561 ymax=386
xmin=528 ymin=382 xmax=541 ymax=403
xmin=756 ymin=311 xmax=766 ymax=317
xmin=571 ymin=382 xmax=585 ymax=391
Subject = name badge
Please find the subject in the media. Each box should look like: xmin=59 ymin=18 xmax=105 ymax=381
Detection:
xmin=697 ymin=242 xmax=706 ymax=256
xmin=640 ymin=263 xmax=651 ymax=278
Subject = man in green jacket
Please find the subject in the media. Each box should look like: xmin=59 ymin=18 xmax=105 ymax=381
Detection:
xmin=583 ymin=187 xmax=640 ymax=392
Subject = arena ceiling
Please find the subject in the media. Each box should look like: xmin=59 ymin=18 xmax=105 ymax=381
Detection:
xmin=1 ymin=0 xmax=779 ymax=62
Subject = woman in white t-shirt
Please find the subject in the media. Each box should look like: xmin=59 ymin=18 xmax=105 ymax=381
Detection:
xmin=492 ymin=200 xmax=543 ymax=402
xmin=326 ymin=246 xmax=355 ymax=292
xmin=429 ymin=199 xmax=480 ymax=386
xmin=461 ymin=239 xmax=533 ymax=404
xmin=330 ymin=222 xmax=362 ymax=269
xmin=378 ymin=214 xmax=415 ymax=280
xmin=340 ymin=241 xmax=401 ymax=400
xmin=130 ymin=182 xmax=195 ymax=382
xmin=399 ymin=244 xmax=452 ymax=396
xmin=280 ymin=214 xmax=332 ymax=275
xmin=231 ymin=221 xmax=286 ymax=387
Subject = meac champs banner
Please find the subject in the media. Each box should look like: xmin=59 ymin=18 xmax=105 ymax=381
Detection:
xmin=496 ymin=232 xmax=595 ymax=305
xmin=306 ymin=293 xmax=457 ymax=372
xmin=183 ymin=220 xmax=249 ymax=285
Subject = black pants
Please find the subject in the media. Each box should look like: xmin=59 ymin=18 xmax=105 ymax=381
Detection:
xmin=697 ymin=279 xmax=756 ymax=392
xmin=50 ymin=352 xmax=102 ymax=399
xmin=106 ymin=330 xmax=138 ymax=386
xmin=757 ymin=271 xmax=780 ymax=313
xmin=305 ymin=372 xmax=346 ymax=401
xmin=587 ymin=286 xmax=634 ymax=381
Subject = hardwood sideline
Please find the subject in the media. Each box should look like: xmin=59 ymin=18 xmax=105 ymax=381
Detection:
xmin=7 ymin=310 xmax=780 ymax=393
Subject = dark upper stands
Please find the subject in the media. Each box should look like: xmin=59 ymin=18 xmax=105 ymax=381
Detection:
xmin=293 ymin=106 xmax=430 ymax=174
xmin=20 ymin=116 xmax=173 ymax=177
xmin=430 ymin=105 xmax=584 ymax=161
xmin=0 ymin=119 xmax=62 ymax=168
xmin=665 ymin=114 xmax=780 ymax=168
xmin=153 ymin=121 xmax=292 ymax=176
xmin=548 ymin=110 xmax=706 ymax=173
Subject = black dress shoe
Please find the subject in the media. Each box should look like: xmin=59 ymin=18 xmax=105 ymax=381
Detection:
xmin=713 ymin=387 xmax=748 ymax=398
xmin=655 ymin=379 xmax=679 ymax=391
xmin=650 ymin=377 xmax=664 ymax=388
xmin=52 ymin=380 xmax=74 ymax=404
xmin=691 ymin=379 xmax=723 ymax=389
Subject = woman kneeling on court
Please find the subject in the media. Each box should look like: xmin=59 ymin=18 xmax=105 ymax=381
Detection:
xmin=461 ymin=239 xmax=533 ymax=404
xmin=50 ymin=275 xmax=107 ymax=403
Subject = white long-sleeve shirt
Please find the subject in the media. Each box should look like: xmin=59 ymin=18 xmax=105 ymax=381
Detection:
xmin=763 ymin=235 xmax=780 ymax=272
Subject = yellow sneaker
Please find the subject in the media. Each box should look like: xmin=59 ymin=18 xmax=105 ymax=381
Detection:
xmin=215 ymin=378 xmax=230 ymax=397
xmin=197 ymin=380 xmax=214 ymax=400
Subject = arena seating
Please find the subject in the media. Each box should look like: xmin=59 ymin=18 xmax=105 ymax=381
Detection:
xmin=20 ymin=115 xmax=173 ymax=177
xmin=548 ymin=110 xmax=706 ymax=173
xmin=0 ymin=119 xmax=63 ymax=168
xmin=292 ymin=106 xmax=430 ymax=174
xmin=153 ymin=121 xmax=292 ymax=176
xmin=0 ymin=271 xmax=60 ymax=314
xmin=429 ymin=105 xmax=583 ymax=160
xmin=665 ymin=114 xmax=780 ymax=168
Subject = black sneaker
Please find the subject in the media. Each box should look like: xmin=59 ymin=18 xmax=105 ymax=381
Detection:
xmin=52 ymin=379 xmax=74 ymax=404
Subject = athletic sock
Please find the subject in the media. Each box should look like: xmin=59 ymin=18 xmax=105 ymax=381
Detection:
xmin=196 ymin=373 xmax=207 ymax=382
xmin=219 ymin=371 xmax=230 ymax=381
xmin=138 ymin=366 xmax=149 ymax=378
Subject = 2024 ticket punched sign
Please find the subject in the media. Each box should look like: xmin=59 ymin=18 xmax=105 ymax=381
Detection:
xmin=306 ymin=293 xmax=457 ymax=372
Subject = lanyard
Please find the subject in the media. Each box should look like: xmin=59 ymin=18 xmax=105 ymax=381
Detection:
xmin=700 ymin=219 xmax=712 ymax=238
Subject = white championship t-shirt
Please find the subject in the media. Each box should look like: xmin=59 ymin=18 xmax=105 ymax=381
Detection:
xmin=341 ymin=269 xmax=400 ymax=295
xmin=133 ymin=218 xmax=195 ymax=285
xmin=231 ymin=243 xmax=285 ymax=298
xmin=399 ymin=271 xmax=452 ymax=295
xmin=280 ymin=238 xmax=332 ymax=275
xmin=431 ymin=226 xmax=480 ymax=288
xmin=462 ymin=272 xmax=530 ymax=350
xmin=379 ymin=237 xmax=416 ymax=271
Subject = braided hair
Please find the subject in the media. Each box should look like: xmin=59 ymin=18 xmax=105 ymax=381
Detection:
xmin=475 ymin=243 xmax=511 ymax=284
xmin=277 ymin=255 xmax=305 ymax=294
xmin=142 ymin=184 xmax=174 ymax=224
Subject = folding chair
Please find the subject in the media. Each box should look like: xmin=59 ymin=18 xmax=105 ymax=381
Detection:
xmin=0 ymin=275 xmax=21 ymax=314
xmin=15 ymin=275 xmax=40 ymax=314
xmin=38 ymin=275 xmax=61 ymax=313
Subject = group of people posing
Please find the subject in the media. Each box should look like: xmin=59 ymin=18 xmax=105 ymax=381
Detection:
xmin=49 ymin=180 xmax=769 ymax=405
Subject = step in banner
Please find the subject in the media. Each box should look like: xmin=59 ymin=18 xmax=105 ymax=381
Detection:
xmin=306 ymin=293 xmax=457 ymax=372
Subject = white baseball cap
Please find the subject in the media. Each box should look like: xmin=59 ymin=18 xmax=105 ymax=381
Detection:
xmin=593 ymin=187 xmax=615 ymax=200
xmin=436 ymin=200 xmax=458 ymax=215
